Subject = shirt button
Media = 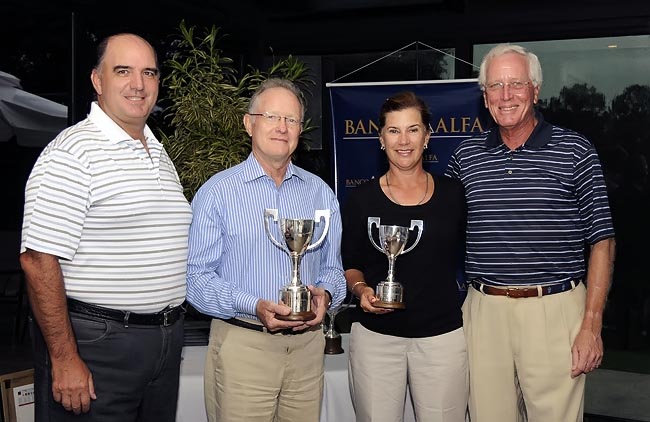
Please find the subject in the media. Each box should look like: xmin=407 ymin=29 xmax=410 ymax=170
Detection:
xmin=507 ymin=170 xmax=513 ymax=174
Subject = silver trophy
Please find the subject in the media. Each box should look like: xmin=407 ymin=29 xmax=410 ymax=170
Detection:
xmin=264 ymin=208 xmax=330 ymax=321
xmin=323 ymin=300 xmax=351 ymax=354
xmin=367 ymin=217 xmax=423 ymax=309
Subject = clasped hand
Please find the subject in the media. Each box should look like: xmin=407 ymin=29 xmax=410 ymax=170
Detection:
xmin=256 ymin=285 xmax=330 ymax=332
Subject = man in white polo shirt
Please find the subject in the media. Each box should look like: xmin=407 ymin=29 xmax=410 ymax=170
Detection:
xmin=20 ymin=33 xmax=192 ymax=422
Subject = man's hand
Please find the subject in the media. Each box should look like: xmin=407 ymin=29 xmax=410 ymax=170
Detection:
xmin=571 ymin=328 xmax=603 ymax=377
xmin=51 ymin=353 xmax=96 ymax=414
xmin=255 ymin=299 xmax=305 ymax=332
xmin=304 ymin=285 xmax=329 ymax=327
xmin=571 ymin=238 xmax=614 ymax=377
xmin=20 ymin=249 xmax=97 ymax=413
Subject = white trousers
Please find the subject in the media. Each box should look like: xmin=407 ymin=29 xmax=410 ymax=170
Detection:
xmin=348 ymin=323 xmax=469 ymax=422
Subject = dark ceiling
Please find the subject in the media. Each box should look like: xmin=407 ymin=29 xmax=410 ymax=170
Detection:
xmin=183 ymin=0 xmax=650 ymax=55
xmin=6 ymin=0 xmax=650 ymax=56
xmin=184 ymin=0 xmax=649 ymax=53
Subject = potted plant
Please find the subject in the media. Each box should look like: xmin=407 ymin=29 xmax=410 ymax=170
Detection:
xmin=159 ymin=21 xmax=315 ymax=200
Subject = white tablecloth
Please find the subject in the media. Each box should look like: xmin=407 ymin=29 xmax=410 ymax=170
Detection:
xmin=176 ymin=334 xmax=416 ymax=422
xmin=176 ymin=345 xmax=208 ymax=422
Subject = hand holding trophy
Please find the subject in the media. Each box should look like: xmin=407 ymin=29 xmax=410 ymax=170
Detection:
xmin=367 ymin=217 xmax=423 ymax=309
xmin=264 ymin=208 xmax=330 ymax=321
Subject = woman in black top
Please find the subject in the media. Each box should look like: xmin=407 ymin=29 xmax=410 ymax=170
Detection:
xmin=341 ymin=92 xmax=468 ymax=422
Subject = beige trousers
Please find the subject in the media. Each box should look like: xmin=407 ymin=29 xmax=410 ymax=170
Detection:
xmin=204 ymin=319 xmax=325 ymax=422
xmin=348 ymin=323 xmax=469 ymax=422
xmin=463 ymin=283 xmax=587 ymax=422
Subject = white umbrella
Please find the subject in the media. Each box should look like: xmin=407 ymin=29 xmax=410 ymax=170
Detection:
xmin=0 ymin=71 xmax=68 ymax=148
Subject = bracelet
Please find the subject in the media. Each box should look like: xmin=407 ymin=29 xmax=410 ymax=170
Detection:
xmin=350 ymin=281 xmax=368 ymax=296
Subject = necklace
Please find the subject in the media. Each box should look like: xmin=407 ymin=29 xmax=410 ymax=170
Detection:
xmin=385 ymin=171 xmax=429 ymax=206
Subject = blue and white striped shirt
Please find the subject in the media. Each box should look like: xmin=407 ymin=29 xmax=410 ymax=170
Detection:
xmin=186 ymin=153 xmax=346 ymax=320
xmin=445 ymin=113 xmax=615 ymax=286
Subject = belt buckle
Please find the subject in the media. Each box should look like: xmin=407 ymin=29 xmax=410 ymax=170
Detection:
xmin=505 ymin=287 xmax=517 ymax=298
xmin=162 ymin=308 xmax=174 ymax=327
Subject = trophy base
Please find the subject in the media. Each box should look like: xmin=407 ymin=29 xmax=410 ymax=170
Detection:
xmin=373 ymin=300 xmax=406 ymax=309
xmin=276 ymin=311 xmax=316 ymax=321
xmin=324 ymin=336 xmax=344 ymax=354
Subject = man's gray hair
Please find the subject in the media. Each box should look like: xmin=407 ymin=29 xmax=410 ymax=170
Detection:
xmin=478 ymin=43 xmax=543 ymax=91
xmin=248 ymin=78 xmax=306 ymax=119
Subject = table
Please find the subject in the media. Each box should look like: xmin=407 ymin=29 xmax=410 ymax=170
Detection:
xmin=176 ymin=334 xmax=416 ymax=422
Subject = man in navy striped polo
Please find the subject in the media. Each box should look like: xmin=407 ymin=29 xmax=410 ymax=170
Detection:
xmin=446 ymin=44 xmax=615 ymax=421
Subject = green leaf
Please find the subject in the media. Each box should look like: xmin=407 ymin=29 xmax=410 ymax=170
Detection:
xmin=158 ymin=22 xmax=315 ymax=201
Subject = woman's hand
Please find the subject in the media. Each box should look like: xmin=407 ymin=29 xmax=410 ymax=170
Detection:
xmin=358 ymin=286 xmax=393 ymax=314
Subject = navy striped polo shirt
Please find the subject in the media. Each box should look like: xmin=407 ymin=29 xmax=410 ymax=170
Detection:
xmin=445 ymin=112 xmax=615 ymax=286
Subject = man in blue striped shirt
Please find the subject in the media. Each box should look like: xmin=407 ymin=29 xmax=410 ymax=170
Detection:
xmin=446 ymin=44 xmax=615 ymax=421
xmin=186 ymin=78 xmax=346 ymax=422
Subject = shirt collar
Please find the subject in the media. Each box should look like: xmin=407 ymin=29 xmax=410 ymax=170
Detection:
xmin=87 ymin=101 xmax=158 ymax=146
xmin=241 ymin=153 xmax=306 ymax=184
xmin=485 ymin=110 xmax=553 ymax=150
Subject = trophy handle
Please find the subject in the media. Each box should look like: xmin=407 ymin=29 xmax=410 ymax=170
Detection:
xmin=401 ymin=220 xmax=424 ymax=254
xmin=307 ymin=209 xmax=330 ymax=250
xmin=367 ymin=217 xmax=384 ymax=253
xmin=264 ymin=208 xmax=286 ymax=250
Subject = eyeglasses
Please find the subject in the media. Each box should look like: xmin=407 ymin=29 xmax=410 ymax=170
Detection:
xmin=484 ymin=81 xmax=531 ymax=91
xmin=248 ymin=112 xmax=302 ymax=128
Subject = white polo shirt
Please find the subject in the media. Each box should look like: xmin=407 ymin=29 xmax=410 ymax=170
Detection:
xmin=21 ymin=102 xmax=192 ymax=313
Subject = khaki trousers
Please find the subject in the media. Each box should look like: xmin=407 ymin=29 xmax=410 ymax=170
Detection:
xmin=463 ymin=283 xmax=587 ymax=422
xmin=204 ymin=319 xmax=325 ymax=422
xmin=349 ymin=323 xmax=469 ymax=422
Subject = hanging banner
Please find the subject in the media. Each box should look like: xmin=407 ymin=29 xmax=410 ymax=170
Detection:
xmin=327 ymin=80 xmax=490 ymax=205
xmin=328 ymin=79 xmax=490 ymax=297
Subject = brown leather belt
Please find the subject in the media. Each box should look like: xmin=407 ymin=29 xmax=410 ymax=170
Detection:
xmin=221 ymin=318 xmax=314 ymax=335
xmin=472 ymin=279 xmax=579 ymax=298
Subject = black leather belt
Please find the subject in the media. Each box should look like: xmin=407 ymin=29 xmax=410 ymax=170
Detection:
xmin=471 ymin=279 xmax=579 ymax=298
xmin=222 ymin=318 xmax=311 ymax=335
xmin=67 ymin=298 xmax=183 ymax=327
